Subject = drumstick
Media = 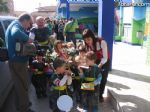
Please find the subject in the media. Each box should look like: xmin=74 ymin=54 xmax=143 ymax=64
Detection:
xmin=79 ymin=65 xmax=89 ymax=69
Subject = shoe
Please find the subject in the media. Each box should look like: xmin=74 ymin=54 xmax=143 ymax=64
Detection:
xmin=99 ymin=96 xmax=104 ymax=102
xmin=77 ymin=103 xmax=82 ymax=109
xmin=42 ymin=93 xmax=47 ymax=98
xmin=37 ymin=93 xmax=42 ymax=99
xmin=28 ymin=108 xmax=35 ymax=112
xmin=29 ymin=101 xmax=32 ymax=107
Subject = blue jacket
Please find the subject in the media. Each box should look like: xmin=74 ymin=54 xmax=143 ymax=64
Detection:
xmin=5 ymin=20 xmax=29 ymax=62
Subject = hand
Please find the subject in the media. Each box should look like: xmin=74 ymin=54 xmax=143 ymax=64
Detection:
xmin=35 ymin=69 xmax=38 ymax=72
xmin=78 ymin=66 xmax=83 ymax=74
xmin=98 ymin=64 xmax=103 ymax=69
xmin=27 ymin=38 xmax=34 ymax=43
xmin=63 ymin=74 xmax=68 ymax=79
xmin=64 ymin=70 xmax=72 ymax=76
xmin=32 ymin=69 xmax=38 ymax=73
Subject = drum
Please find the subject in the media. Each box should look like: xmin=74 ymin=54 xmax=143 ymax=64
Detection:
xmin=57 ymin=95 xmax=73 ymax=112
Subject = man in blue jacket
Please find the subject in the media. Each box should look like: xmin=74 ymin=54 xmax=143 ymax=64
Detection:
xmin=5 ymin=13 xmax=34 ymax=112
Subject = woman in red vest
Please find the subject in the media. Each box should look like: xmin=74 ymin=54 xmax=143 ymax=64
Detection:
xmin=82 ymin=29 xmax=110 ymax=102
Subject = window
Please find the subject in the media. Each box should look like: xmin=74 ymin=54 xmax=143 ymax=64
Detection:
xmin=0 ymin=22 xmax=5 ymax=40
xmin=3 ymin=20 xmax=13 ymax=30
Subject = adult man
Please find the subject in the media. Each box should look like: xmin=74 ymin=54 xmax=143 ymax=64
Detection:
xmin=5 ymin=13 xmax=34 ymax=112
xmin=31 ymin=16 xmax=50 ymax=45
xmin=64 ymin=17 xmax=78 ymax=47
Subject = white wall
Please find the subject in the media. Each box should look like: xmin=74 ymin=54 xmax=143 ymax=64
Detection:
xmin=123 ymin=7 xmax=133 ymax=24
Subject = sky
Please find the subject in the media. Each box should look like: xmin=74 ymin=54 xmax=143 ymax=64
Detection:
xmin=13 ymin=0 xmax=57 ymax=12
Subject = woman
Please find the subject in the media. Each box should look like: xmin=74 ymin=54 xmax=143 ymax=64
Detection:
xmin=82 ymin=29 xmax=110 ymax=102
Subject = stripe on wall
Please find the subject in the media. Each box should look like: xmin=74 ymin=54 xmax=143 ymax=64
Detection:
xmin=98 ymin=0 xmax=103 ymax=37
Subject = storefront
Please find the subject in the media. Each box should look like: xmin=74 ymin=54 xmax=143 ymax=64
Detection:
xmin=114 ymin=0 xmax=146 ymax=45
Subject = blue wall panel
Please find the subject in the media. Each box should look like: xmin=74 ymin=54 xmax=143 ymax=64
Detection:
xmin=101 ymin=0 xmax=114 ymax=69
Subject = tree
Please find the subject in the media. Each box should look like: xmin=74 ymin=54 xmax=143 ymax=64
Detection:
xmin=0 ymin=0 xmax=9 ymax=13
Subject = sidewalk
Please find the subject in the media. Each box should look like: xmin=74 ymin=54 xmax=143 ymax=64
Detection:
xmin=112 ymin=42 xmax=150 ymax=76
xmin=29 ymin=84 xmax=115 ymax=112
xmin=107 ymin=42 xmax=150 ymax=112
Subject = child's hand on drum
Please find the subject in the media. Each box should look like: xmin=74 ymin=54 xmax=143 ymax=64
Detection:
xmin=78 ymin=66 xmax=83 ymax=74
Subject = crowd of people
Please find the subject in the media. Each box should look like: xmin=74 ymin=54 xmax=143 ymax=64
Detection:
xmin=5 ymin=13 xmax=109 ymax=112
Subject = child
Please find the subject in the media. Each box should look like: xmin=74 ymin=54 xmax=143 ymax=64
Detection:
xmin=49 ymin=58 xmax=72 ymax=112
xmin=75 ymin=44 xmax=86 ymax=66
xmin=30 ymin=50 xmax=49 ymax=98
xmin=79 ymin=51 xmax=102 ymax=112
xmin=66 ymin=42 xmax=76 ymax=58
xmin=51 ymin=40 xmax=68 ymax=60
xmin=70 ymin=44 xmax=86 ymax=107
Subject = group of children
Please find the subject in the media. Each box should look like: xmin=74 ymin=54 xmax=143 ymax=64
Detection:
xmin=29 ymin=40 xmax=102 ymax=112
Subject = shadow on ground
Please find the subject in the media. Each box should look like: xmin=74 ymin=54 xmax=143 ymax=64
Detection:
xmin=110 ymin=91 xmax=150 ymax=112
xmin=107 ymin=81 xmax=130 ymax=90
xmin=110 ymin=69 xmax=150 ymax=83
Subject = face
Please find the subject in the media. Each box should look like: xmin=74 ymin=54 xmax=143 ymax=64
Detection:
xmin=86 ymin=58 xmax=94 ymax=66
xmin=79 ymin=51 xmax=86 ymax=56
xmin=57 ymin=64 xmax=66 ymax=74
xmin=59 ymin=21 xmax=63 ymax=24
xmin=22 ymin=19 xmax=32 ymax=29
xmin=37 ymin=56 xmax=43 ymax=62
xmin=36 ymin=18 xmax=44 ymax=28
xmin=84 ymin=37 xmax=93 ymax=46
xmin=57 ymin=43 xmax=62 ymax=50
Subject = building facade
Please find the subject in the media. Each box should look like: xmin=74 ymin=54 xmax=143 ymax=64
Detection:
xmin=114 ymin=0 xmax=150 ymax=65
xmin=0 ymin=0 xmax=14 ymax=15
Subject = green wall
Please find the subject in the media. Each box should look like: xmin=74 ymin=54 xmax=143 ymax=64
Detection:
xmin=115 ymin=7 xmax=146 ymax=44
xmin=131 ymin=7 xmax=146 ymax=45
xmin=131 ymin=19 xmax=145 ymax=45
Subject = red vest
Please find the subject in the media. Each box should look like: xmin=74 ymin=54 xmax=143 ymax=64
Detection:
xmin=95 ymin=38 xmax=110 ymax=60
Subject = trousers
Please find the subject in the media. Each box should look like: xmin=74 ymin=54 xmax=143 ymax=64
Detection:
xmin=9 ymin=61 xmax=30 ymax=112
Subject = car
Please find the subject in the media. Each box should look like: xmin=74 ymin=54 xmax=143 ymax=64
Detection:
xmin=0 ymin=16 xmax=17 ymax=46
xmin=0 ymin=16 xmax=16 ymax=111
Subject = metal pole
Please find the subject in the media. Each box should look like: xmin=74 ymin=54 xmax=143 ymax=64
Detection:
xmin=66 ymin=0 xmax=70 ymax=19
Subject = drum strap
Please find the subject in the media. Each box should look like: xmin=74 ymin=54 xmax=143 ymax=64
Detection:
xmin=38 ymin=40 xmax=49 ymax=45
xmin=81 ymin=65 xmax=97 ymax=90
xmin=58 ymin=85 xmax=69 ymax=97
